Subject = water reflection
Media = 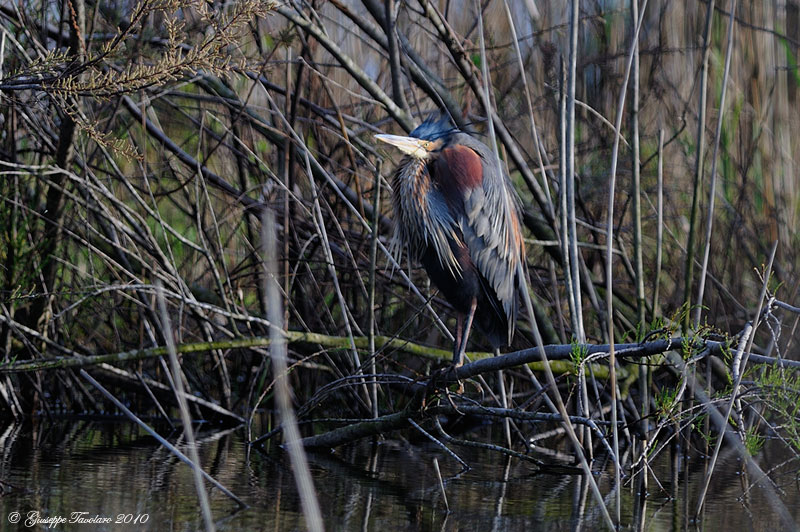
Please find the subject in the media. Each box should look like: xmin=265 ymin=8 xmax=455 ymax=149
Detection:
xmin=0 ymin=418 xmax=797 ymax=530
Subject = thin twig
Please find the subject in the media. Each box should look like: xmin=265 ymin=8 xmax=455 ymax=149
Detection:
xmin=432 ymin=458 xmax=449 ymax=512
xmin=684 ymin=0 xmax=717 ymax=333
xmin=263 ymin=209 xmax=324 ymax=532
xmin=156 ymin=282 xmax=215 ymax=532
xmin=604 ymin=0 xmax=650 ymax=521
xmin=694 ymin=0 xmax=738 ymax=328
xmin=79 ymin=370 xmax=247 ymax=508
xmin=408 ymin=418 xmax=469 ymax=469
xmin=652 ymin=129 xmax=664 ymax=316
xmin=695 ymin=240 xmax=776 ymax=515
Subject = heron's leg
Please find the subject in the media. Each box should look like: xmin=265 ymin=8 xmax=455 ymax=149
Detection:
xmin=453 ymin=314 xmax=464 ymax=365
xmin=453 ymin=298 xmax=477 ymax=367
xmin=495 ymin=348 xmax=512 ymax=448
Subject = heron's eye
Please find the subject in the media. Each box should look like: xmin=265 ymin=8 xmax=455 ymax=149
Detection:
xmin=422 ymin=139 xmax=441 ymax=152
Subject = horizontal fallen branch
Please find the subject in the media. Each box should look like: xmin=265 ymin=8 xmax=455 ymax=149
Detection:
xmin=296 ymin=403 xmax=623 ymax=450
xmin=298 ymin=409 xmax=415 ymax=448
xmin=429 ymin=404 xmax=617 ymax=426
xmin=0 ymin=330 xmax=604 ymax=374
xmin=1 ymin=331 xmax=456 ymax=373
xmin=7 ymin=330 xmax=798 ymax=377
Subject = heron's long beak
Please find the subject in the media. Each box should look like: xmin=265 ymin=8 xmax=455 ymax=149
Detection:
xmin=375 ymin=134 xmax=430 ymax=159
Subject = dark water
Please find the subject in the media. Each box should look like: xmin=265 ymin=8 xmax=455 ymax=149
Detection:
xmin=1 ymin=418 xmax=798 ymax=531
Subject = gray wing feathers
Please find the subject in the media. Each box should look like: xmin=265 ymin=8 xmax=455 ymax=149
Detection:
xmin=460 ymin=177 xmax=522 ymax=343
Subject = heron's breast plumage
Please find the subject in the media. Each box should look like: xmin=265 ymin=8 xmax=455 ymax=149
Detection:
xmin=391 ymin=157 xmax=462 ymax=277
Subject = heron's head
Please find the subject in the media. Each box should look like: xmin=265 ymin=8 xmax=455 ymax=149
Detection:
xmin=375 ymin=114 xmax=457 ymax=160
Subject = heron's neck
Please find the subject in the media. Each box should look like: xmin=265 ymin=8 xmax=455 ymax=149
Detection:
xmin=393 ymin=158 xmax=429 ymax=236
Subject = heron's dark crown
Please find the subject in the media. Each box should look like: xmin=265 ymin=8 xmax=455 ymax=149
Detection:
xmin=410 ymin=113 xmax=459 ymax=142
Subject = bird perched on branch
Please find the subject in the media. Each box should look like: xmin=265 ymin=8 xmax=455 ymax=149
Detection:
xmin=376 ymin=114 xmax=526 ymax=367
